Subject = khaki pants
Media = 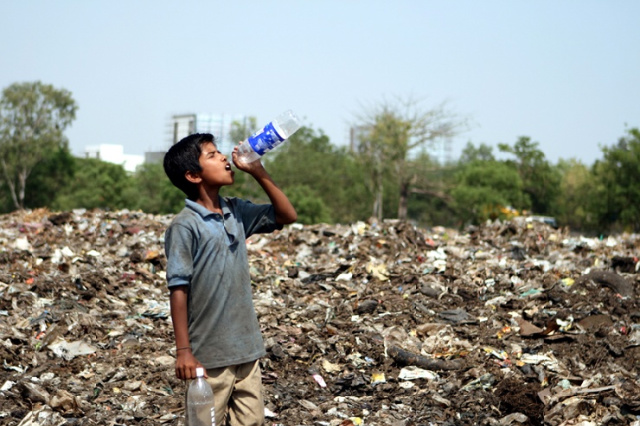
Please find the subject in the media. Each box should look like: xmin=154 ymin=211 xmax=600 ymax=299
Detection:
xmin=186 ymin=360 xmax=265 ymax=426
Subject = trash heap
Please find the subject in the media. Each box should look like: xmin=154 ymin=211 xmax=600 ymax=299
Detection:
xmin=1 ymin=208 xmax=638 ymax=426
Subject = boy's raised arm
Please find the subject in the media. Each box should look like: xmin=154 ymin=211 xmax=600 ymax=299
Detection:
xmin=232 ymin=147 xmax=297 ymax=225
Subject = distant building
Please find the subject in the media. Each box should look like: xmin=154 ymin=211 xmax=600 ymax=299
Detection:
xmin=168 ymin=113 xmax=252 ymax=155
xmin=81 ymin=113 xmax=253 ymax=171
xmin=170 ymin=114 xmax=196 ymax=144
xmin=84 ymin=144 xmax=144 ymax=173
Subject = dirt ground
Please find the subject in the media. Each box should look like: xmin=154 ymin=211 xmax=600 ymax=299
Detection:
xmin=0 ymin=209 xmax=638 ymax=425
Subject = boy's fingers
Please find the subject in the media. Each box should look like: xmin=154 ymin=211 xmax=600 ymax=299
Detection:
xmin=175 ymin=358 xmax=200 ymax=380
xmin=176 ymin=365 xmax=186 ymax=380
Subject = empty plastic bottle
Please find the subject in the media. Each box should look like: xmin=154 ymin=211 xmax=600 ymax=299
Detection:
xmin=236 ymin=110 xmax=301 ymax=163
xmin=187 ymin=367 xmax=215 ymax=426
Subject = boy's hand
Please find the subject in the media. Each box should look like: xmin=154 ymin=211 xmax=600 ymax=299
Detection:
xmin=231 ymin=143 xmax=265 ymax=175
xmin=175 ymin=350 xmax=206 ymax=380
xmin=230 ymin=142 xmax=297 ymax=224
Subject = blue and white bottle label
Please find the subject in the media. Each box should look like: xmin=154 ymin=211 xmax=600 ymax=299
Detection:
xmin=247 ymin=122 xmax=284 ymax=155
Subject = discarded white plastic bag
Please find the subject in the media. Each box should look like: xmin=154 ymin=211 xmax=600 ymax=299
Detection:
xmin=48 ymin=337 xmax=97 ymax=360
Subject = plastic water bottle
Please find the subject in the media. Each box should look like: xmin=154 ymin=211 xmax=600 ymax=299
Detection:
xmin=187 ymin=367 xmax=215 ymax=426
xmin=236 ymin=110 xmax=301 ymax=163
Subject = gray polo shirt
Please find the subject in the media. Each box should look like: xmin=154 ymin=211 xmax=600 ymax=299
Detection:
xmin=164 ymin=197 xmax=282 ymax=368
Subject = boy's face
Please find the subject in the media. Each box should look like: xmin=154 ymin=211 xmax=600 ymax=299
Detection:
xmin=194 ymin=141 xmax=235 ymax=187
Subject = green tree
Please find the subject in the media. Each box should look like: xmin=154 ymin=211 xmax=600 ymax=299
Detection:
xmin=354 ymin=112 xmax=406 ymax=220
xmin=229 ymin=116 xmax=258 ymax=143
xmin=0 ymin=81 xmax=77 ymax=210
xmin=285 ymin=185 xmax=331 ymax=224
xmin=498 ymin=136 xmax=561 ymax=215
xmin=266 ymin=126 xmax=370 ymax=223
xmin=125 ymin=162 xmax=185 ymax=214
xmin=355 ymin=97 xmax=465 ymax=220
xmin=459 ymin=141 xmax=495 ymax=164
xmin=452 ymin=160 xmax=526 ymax=224
xmin=0 ymin=145 xmax=76 ymax=213
xmin=555 ymin=158 xmax=598 ymax=232
xmin=22 ymin=145 xmax=76 ymax=210
xmin=52 ymin=158 xmax=134 ymax=211
xmin=591 ymin=128 xmax=640 ymax=232
xmin=403 ymin=151 xmax=456 ymax=226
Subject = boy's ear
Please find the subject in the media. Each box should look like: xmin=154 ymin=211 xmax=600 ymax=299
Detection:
xmin=185 ymin=170 xmax=202 ymax=184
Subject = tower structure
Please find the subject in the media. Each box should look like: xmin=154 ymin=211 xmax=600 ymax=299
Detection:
xmin=167 ymin=113 xmax=252 ymax=155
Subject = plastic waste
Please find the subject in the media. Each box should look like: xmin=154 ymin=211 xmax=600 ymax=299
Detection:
xmin=187 ymin=367 xmax=215 ymax=426
xmin=236 ymin=110 xmax=301 ymax=163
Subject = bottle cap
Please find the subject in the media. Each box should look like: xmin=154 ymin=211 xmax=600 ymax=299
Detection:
xmin=196 ymin=367 xmax=204 ymax=377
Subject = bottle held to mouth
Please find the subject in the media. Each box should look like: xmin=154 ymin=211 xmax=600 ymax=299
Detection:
xmin=236 ymin=110 xmax=301 ymax=163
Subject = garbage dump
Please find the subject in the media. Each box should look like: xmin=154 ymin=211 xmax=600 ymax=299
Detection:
xmin=0 ymin=208 xmax=638 ymax=426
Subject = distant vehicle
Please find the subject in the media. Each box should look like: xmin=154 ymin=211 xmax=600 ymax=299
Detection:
xmin=526 ymin=215 xmax=558 ymax=228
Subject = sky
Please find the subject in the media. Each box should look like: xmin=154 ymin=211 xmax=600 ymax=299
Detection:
xmin=2 ymin=1 xmax=639 ymax=166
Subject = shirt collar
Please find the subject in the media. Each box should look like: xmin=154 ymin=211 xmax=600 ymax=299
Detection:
xmin=185 ymin=198 xmax=232 ymax=218
xmin=184 ymin=198 xmax=238 ymax=247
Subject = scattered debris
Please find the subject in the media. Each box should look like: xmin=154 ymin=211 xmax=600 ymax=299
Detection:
xmin=1 ymin=209 xmax=639 ymax=425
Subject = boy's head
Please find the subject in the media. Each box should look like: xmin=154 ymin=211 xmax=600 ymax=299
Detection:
xmin=163 ymin=133 xmax=215 ymax=200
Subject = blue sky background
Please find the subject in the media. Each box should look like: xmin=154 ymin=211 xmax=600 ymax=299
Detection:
xmin=2 ymin=1 xmax=639 ymax=165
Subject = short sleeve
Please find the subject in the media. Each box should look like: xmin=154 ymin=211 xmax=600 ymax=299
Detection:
xmin=232 ymin=198 xmax=283 ymax=238
xmin=164 ymin=223 xmax=196 ymax=287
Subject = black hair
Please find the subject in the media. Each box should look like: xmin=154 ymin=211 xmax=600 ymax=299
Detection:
xmin=163 ymin=133 xmax=215 ymax=200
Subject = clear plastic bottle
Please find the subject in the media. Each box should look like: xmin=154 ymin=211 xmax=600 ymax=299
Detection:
xmin=236 ymin=110 xmax=301 ymax=163
xmin=187 ymin=367 xmax=215 ymax=426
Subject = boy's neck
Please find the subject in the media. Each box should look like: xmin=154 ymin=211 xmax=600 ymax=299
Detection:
xmin=195 ymin=188 xmax=222 ymax=214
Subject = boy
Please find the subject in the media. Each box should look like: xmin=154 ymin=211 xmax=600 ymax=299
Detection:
xmin=163 ymin=133 xmax=297 ymax=426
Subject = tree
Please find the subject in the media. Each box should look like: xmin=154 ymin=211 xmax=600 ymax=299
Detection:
xmin=459 ymin=142 xmax=495 ymax=164
xmin=22 ymin=145 xmax=76 ymax=211
xmin=284 ymin=185 xmax=332 ymax=224
xmin=124 ymin=162 xmax=185 ymax=214
xmin=52 ymin=158 xmax=134 ymax=211
xmin=591 ymin=128 xmax=640 ymax=232
xmin=0 ymin=81 xmax=77 ymax=210
xmin=555 ymin=158 xmax=598 ymax=232
xmin=355 ymin=97 xmax=465 ymax=221
xmin=229 ymin=116 xmax=258 ymax=143
xmin=452 ymin=160 xmax=526 ymax=224
xmin=406 ymin=151 xmax=458 ymax=227
xmin=266 ymin=126 xmax=369 ymax=223
xmin=498 ymin=136 xmax=561 ymax=215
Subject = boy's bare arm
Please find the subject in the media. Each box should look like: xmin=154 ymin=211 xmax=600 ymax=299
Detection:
xmin=232 ymin=147 xmax=297 ymax=224
xmin=169 ymin=286 xmax=203 ymax=380
xmin=251 ymin=166 xmax=297 ymax=224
